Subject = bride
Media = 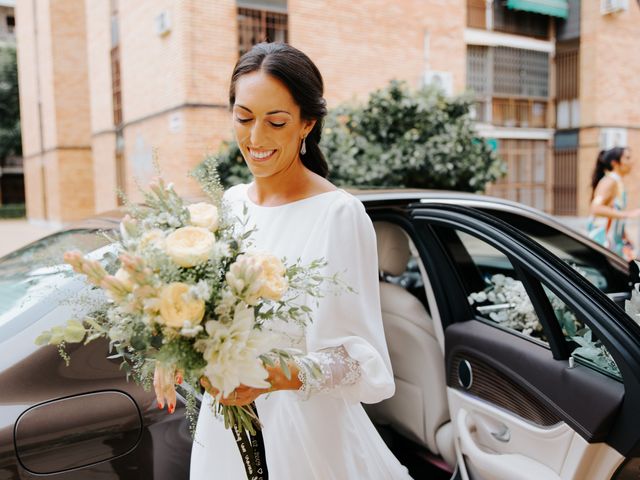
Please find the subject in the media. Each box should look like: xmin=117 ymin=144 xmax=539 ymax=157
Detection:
xmin=157 ymin=42 xmax=412 ymax=479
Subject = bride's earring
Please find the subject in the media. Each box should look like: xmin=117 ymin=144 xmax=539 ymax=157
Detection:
xmin=300 ymin=136 xmax=307 ymax=155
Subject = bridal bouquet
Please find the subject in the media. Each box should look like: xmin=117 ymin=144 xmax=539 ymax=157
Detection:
xmin=35 ymin=164 xmax=336 ymax=436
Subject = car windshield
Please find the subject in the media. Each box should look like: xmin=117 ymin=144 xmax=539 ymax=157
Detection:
xmin=0 ymin=229 xmax=114 ymax=329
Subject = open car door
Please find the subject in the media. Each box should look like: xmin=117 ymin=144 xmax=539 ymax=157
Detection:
xmin=411 ymin=204 xmax=640 ymax=480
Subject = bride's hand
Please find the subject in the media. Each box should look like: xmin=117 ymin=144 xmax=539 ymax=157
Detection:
xmin=153 ymin=364 xmax=183 ymax=413
xmin=199 ymin=361 xmax=303 ymax=406
xmin=199 ymin=376 xmax=270 ymax=406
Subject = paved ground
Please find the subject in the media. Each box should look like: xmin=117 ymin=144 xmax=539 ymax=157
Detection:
xmin=0 ymin=219 xmax=59 ymax=257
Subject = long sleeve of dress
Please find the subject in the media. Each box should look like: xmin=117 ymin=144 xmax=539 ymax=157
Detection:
xmin=298 ymin=194 xmax=395 ymax=404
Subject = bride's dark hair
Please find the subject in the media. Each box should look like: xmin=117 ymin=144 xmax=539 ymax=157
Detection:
xmin=229 ymin=42 xmax=329 ymax=178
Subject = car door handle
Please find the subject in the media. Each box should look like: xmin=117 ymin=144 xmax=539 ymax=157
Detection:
xmin=490 ymin=426 xmax=511 ymax=443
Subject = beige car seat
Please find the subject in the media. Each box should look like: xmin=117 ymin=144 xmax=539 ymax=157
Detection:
xmin=367 ymin=221 xmax=454 ymax=467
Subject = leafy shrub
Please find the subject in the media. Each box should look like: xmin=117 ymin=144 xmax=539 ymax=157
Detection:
xmin=0 ymin=203 xmax=26 ymax=219
xmin=213 ymin=80 xmax=504 ymax=191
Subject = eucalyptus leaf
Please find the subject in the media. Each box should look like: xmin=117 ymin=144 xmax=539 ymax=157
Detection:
xmin=63 ymin=319 xmax=87 ymax=343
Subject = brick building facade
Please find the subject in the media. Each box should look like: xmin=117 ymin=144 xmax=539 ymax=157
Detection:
xmin=14 ymin=0 xmax=640 ymax=223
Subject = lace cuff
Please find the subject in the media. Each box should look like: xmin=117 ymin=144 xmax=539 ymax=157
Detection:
xmin=294 ymin=345 xmax=361 ymax=399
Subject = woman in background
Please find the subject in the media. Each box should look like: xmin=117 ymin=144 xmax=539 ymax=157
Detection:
xmin=588 ymin=147 xmax=640 ymax=261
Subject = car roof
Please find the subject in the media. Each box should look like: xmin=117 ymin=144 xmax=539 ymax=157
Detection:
xmin=63 ymin=188 xmax=578 ymax=245
xmin=62 ymin=188 xmax=624 ymax=268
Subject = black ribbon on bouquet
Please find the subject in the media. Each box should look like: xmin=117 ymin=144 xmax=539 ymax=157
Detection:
xmin=232 ymin=402 xmax=268 ymax=480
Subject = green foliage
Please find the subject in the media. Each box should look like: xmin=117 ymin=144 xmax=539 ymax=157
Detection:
xmin=211 ymin=141 xmax=249 ymax=188
xmin=0 ymin=203 xmax=25 ymax=218
xmin=0 ymin=47 xmax=21 ymax=161
xmin=212 ymin=80 xmax=504 ymax=191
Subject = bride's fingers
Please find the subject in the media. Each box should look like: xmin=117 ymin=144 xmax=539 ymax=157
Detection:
xmin=165 ymin=383 xmax=177 ymax=414
xmin=153 ymin=367 xmax=165 ymax=409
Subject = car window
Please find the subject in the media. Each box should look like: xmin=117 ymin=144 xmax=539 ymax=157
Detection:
xmin=542 ymin=285 xmax=620 ymax=379
xmin=0 ymin=229 xmax=114 ymax=330
xmin=481 ymin=209 xmax=629 ymax=295
xmin=440 ymin=227 xmax=621 ymax=380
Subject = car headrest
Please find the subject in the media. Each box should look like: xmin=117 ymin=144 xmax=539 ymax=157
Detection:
xmin=374 ymin=221 xmax=411 ymax=277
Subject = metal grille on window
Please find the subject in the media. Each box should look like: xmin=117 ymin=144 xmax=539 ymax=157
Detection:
xmin=237 ymin=7 xmax=288 ymax=57
xmin=491 ymin=47 xmax=549 ymax=128
xmin=493 ymin=47 xmax=549 ymax=98
xmin=467 ymin=46 xmax=490 ymax=122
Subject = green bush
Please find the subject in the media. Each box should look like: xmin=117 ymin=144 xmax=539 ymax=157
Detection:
xmin=0 ymin=203 xmax=26 ymax=219
xmin=213 ymin=80 xmax=504 ymax=191
xmin=0 ymin=46 xmax=22 ymax=161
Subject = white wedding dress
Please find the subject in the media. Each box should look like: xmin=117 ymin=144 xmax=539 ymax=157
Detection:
xmin=189 ymin=183 xmax=412 ymax=479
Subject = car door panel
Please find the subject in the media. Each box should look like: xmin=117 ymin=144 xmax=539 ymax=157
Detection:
xmin=409 ymin=205 xmax=640 ymax=478
xmin=449 ymin=389 xmax=624 ymax=480
xmin=447 ymin=320 xmax=624 ymax=440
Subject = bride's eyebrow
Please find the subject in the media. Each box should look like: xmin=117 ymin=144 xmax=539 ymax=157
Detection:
xmin=234 ymin=104 xmax=292 ymax=116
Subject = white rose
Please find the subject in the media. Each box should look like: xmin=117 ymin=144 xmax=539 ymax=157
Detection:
xmin=188 ymin=202 xmax=220 ymax=232
xmin=159 ymin=282 xmax=205 ymax=328
xmin=165 ymin=226 xmax=215 ymax=268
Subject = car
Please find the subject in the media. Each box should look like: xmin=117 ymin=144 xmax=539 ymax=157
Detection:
xmin=1 ymin=189 xmax=639 ymax=480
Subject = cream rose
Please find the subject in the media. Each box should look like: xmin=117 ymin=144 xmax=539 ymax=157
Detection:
xmin=253 ymin=253 xmax=288 ymax=301
xmin=226 ymin=252 xmax=288 ymax=304
xmin=165 ymin=226 xmax=215 ymax=267
xmin=187 ymin=202 xmax=219 ymax=232
xmin=159 ymin=282 xmax=205 ymax=328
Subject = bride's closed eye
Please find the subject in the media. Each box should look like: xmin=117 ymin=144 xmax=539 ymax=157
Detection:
xmin=234 ymin=117 xmax=286 ymax=128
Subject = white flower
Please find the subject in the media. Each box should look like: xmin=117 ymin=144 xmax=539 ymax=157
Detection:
xmin=197 ymin=304 xmax=273 ymax=398
xmin=165 ymin=226 xmax=215 ymax=268
xmin=188 ymin=202 xmax=220 ymax=232
xmin=214 ymin=288 xmax=237 ymax=321
xmin=114 ymin=268 xmax=134 ymax=292
xmin=180 ymin=321 xmax=204 ymax=337
xmin=212 ymin=241 xmax=232 ymax=262
xmin=189 ymin=280 xmax=212 ymax=301
xmin=138 ymin=229 xmax=166 ymax=252
xmin=468 ymin=291 xmax=487 ymax=304
xmin=492 ymin=274 xmax=506 ymax=287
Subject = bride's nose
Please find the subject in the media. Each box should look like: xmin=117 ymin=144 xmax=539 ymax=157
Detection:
xmin=250 ymin=121 xmax=267 ymax=146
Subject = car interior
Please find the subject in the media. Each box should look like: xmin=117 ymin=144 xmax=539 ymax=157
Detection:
xmin=366 ymin=211 xmax=635 ymax=479
xmin=366 ymin=220 xmax=455 ymax=478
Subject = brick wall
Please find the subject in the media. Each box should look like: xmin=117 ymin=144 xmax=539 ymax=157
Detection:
xmin=290 ymin=0 xmax=466 ymax=106
xmin=118 ymin=0 xmax=188 ymax=123
xmin=16 ymin=0 xmax=95 ymax=222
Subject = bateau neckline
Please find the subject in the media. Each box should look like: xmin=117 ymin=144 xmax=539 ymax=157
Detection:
xmin=242 ymin=184 xmax=342 ymax=209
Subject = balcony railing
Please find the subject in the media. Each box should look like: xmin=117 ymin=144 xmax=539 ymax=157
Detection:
xmin=466 ymin=0 xmax=550 ymax=38
xmin=475 ymin=97 xmax=548 ymax=128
